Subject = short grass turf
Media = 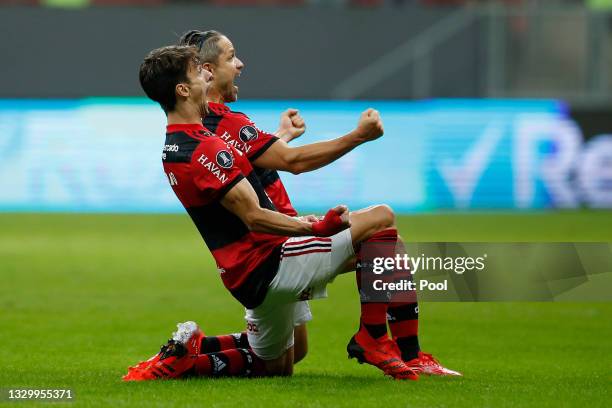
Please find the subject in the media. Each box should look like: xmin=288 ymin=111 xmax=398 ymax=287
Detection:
xmin=1 ymin=212 xmax=611 ymax=408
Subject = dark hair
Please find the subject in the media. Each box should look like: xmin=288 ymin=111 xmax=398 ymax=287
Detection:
xmin=138 ymin=45 xmax=201 ymax=113
xmin=178 ymin=30 xmax=225 ymax=64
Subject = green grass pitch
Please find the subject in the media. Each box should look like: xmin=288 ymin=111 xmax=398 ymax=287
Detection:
xmin=1 ymin=212 xmax=611 ymax=407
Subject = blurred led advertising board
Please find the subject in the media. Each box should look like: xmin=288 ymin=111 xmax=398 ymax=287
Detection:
xmin=0 ymin=99 xmax=610 ymax=213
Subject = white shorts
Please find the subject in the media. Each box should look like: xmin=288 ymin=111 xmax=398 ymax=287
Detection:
xmin=245 ymin=229 xmax=355 ymax=360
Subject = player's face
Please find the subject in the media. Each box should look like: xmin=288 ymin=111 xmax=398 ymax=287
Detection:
xmin=186 ymin=61 xmax=214 ymax=115
xmin=210 ymin=36 xmax=244 ymax=103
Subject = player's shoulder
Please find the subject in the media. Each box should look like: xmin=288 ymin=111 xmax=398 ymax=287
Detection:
xmin=191 ymin=131 xmax=232 ymax=157
xmin=192 ymin=132 xmax=250 ymax=168
xmin=166 ymin=124 xmax=214 ymax=140
xmin=163 ymin=125 xmax=216 ymax=163
xmin=207 ymin=102 xmax=231 ymax=116
xmin=228 ymin=109 xmax=250 ymax=120
xmin=205 ymin=103 xmax=252 ymax=136
xmin=209 ymin=102 xmax=252 ymax=122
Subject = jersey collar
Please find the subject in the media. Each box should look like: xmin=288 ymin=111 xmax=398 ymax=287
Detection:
xmin=166 ymin=123 xmax=205 ymax=133
xmin=208 ymin=102 xmax=231 ymax=114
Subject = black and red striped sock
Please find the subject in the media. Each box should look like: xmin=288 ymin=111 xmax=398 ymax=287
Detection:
xmin=191 ymin=348 xmax=266 ymax=377
xmin=200 ymin=332 xmax=249 ymax=353
xmin=387 ymin=237 xmax=420 ymax=361
xmin=356 ymin=228 xmax=398 ymax=339
xmin=387 ymin=302 xmax=420 ymax=361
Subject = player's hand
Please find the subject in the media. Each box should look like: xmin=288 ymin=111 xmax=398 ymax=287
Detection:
xmin=311 ymin=205 xmax=350 ymax=237
xmin=276 ymin=109 xmax=306 ymax=143
xmin=355 ymin=108 xmax=384 ymax=143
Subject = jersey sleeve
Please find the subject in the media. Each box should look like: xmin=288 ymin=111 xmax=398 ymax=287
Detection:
xmin=191 ymin=138 xmax=245 ymax=201
xmin=217 ymin=114 xmax=279 ymax=161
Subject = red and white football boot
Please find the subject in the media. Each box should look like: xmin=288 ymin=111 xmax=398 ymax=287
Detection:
xmin=123 ymin=321 xmax=204 ymax=381
xmin=405 ymin=351 xmax=462 ymax=377
xmin=347 ymin=331 xmax=419 ymax=380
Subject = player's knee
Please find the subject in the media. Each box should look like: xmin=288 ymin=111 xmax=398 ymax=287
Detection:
xmin=293 ymin=324 xmax=308 ymax=365
xmin=265 ymin=366 xmax=293 ymax=377
xmin=373 ymin=204 xmax=395 ymax=229
xmin=263 ymin=353 xmax=293 ymax=377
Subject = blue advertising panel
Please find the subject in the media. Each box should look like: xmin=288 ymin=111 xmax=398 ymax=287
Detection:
xmin=0 ymin=99 xmax=610 ymax=212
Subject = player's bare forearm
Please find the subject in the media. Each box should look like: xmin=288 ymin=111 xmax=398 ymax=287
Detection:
xmin=247 ymin=207 xmax=313 ymax=236
xmin=253 ymin=133 xmax=360 ymax=175
xmin=284 ymin=131 xmax=362 ymax=173
xmin=254 ymin=108 xmax=383 ymax=174
xmin=221 ymin=178 xmax=313 ymax=236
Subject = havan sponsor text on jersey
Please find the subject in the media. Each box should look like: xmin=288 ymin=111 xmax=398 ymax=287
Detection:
xmin=218 ymin=130 xmax=254 ymax=155
xmin=196 ymin=151 xmax=234 ymax=184
xmin=203 ymin=102 xmax=298 ymax=217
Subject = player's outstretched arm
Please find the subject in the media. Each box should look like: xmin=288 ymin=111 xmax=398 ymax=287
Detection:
xmin=254 ymin=108 xmax=384 ymax=174
xmin=221 ymin=178 xmax=349 ymax=237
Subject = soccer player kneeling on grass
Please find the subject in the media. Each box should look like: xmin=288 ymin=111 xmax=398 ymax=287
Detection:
xmin=175 ymin=29 xmax=459 ymax=378
xmin=124 ymin=45 xmax=460 ymax=381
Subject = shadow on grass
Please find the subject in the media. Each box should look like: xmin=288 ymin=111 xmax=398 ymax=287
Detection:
xmin=118 ymin=372 xmax=452 ymax=390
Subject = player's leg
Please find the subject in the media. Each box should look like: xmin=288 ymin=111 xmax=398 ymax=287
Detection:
xmin=192 ymin=291 xmax=311 ymax=378
xmin=254 ymin=346 xmax=293 ymax=376
xmin=243 ymin=299 xmax=300 ymax=376
xmin=191 ymin=299 xmax=298 ymax=378
xmin=387 ymin=236 xmax=420 ymax=362
xmin=348 ymin=204 xmax=396 ymax=244
xmin=341 ymin=205 xmax=419 ymax=378
xmin=197 ymin=308 xmax=309 ymax=366
xmin=347 ymin=204 xmax=397 ymax=341
xmin=288 ymin=204 xmax=420 ymax=378
xmin=291 ymin=300 xmax=311 ymax=364
xmin=245 ymin=301 xmax=310 ymax=375
xmin=198 ymin=325 xmax=307 ymax=365
xmin=293 ymin=324 xmax=308 ymax=364
xmin=190 ymin=347 xmax=267 ymax=377
xmin=350 ymin=210 xmax=461 ymax=376
xmin=326 ymin=204 xmax=395 ymax=275
xmin=123 ymin=321 xmax=271 ymax=380
xmin=335 ymin=219 xmax=420 ymax=362
xmin=200 ymin=331 xmax=249 ymax=353
xmin=332 ymin=204 xmax=395 ymax=271
xmin=283 ymin=346 xmax=295 ymax=375
xmin=266 ymin=219 xmax=416 ymax=380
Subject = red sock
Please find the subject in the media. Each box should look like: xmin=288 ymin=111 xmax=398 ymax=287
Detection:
xmin=387 ymin=303 xmax=420 ymax=361
xmin=192 ymin=348 xmax=266 ymax=377
xmin=356 ymin=228 xmax=398 ymax=339
xmin=359 ymin=302 xmax=388 ymax=339
xmin=387 ymin=238 xmax=420 ymax=361
xmin=200 ymin=332 xmax=249 ymax=353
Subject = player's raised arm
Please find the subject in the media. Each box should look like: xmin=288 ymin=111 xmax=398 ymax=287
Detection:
xmin=253 ymin=108 xmax=384 ymax=175
xmin=221 ymin=178 xmax=349 ymax=237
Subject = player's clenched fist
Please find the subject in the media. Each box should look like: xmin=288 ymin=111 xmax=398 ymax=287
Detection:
xmin=354 ymin=108 xmax=384 ymax=142
xmin=277 ymin=108 xmax=306 ymax=143
xmin=311 ymin=205 xmax=350 ymax=237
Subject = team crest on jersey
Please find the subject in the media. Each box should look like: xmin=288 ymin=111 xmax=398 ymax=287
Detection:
xmin=216 ymin=150 xmax=233 ymax=169
xmin=239 ymin=125 xmax=258 ymax=143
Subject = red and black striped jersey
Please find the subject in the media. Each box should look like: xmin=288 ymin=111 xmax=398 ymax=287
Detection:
xmin=203 ymin=102 xmax=298 ymax=217
xmin=162 ymin=123 xmax=288 ymax=309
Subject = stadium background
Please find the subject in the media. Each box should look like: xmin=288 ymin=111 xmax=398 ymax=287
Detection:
xmin=1 ymin=1 xmax=611 ymax=407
